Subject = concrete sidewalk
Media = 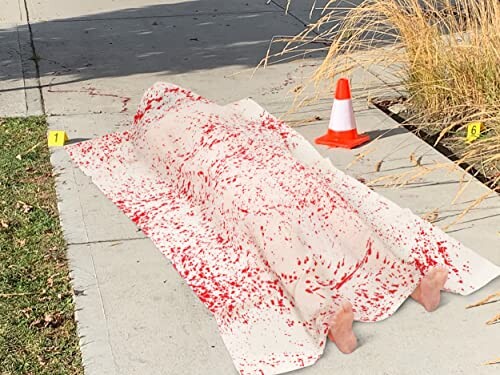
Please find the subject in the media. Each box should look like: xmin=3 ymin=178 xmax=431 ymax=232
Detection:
xmin=1 ymin=1 xmax=499 ymax=374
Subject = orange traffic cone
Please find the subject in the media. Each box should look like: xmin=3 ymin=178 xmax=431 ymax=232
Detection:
xmin=315 ymin=78 xmax=370 ymax=149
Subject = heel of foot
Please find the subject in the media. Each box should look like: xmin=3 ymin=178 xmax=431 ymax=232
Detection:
xmin=416 ymin=266 xmax=449 ymax=312
xmin=328 ymin=302 xmax=357 ymax=354
xmin=329 ymin=330 xmax=357 ymax=354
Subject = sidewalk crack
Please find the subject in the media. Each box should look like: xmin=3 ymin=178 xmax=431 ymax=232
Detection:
xmin=14 ymin=25 xmax=29 ymax=115
xmin=68 ymin=237 xmax=146 ymax=246
xmin=22 ymin=0 xmax=46 ymax=114
xmin=269 ymin=0 xmax=312 ymax=29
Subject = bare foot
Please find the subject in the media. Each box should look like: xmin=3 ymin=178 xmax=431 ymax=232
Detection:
xmin=328 ymin=301 xmax=357 ymax=354
xmin=411 ymin=266 xmax=448 ymax=312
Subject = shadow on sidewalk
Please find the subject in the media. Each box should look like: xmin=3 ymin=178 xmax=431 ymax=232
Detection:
xmin=0 ymin=0 xmax=369 ymax=94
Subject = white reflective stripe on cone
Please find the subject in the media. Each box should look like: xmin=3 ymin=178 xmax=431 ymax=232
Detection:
xmin=328 ymin=99 xmax=356 ymax=132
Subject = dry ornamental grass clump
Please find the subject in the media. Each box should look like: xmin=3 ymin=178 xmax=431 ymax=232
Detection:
xmin=277 ymin=0 xmax=500 ymax=189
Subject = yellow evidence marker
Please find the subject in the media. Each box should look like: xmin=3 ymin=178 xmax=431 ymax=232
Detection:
xmin=466 ymin=122 xmax=483 ymax=143
xmin=47 ymin=130 xmax=68 ymax=147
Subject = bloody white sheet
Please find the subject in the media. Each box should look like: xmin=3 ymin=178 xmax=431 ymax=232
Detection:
xmin=66 ymin=83 xmax=500 ymax=375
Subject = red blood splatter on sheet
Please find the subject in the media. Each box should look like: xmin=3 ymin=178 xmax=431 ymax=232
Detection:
xmin=65 ymin=82 xmax=499 ymax=375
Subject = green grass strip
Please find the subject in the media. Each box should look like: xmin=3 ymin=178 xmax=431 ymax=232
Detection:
xmin=0 ymin=117 xmax=83 ymax=374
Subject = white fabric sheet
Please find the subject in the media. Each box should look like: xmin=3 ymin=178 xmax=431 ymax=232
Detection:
xmin=66 ymin=83 xmax=500 ymax=375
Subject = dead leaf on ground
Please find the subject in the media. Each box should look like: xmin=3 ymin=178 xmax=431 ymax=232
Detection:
xmin=37 ymin=355 xmax=47 ymax=367
xmin=45 ymin=312 xmax=64 ymax=328
xmin=32 ymin=312 xmax=64 ymax=329
xmin=421 ymin=209 xmax=439 ymax=223
xmin=16 ymin=238 xmax=26 ymax=247
xmin=20 ymin=307 xmax=33 ymax=318
xmin=16 ymin=200 xmax=33 ymax=214
xmin=30 ymin=318 xmax=43 ymax=328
